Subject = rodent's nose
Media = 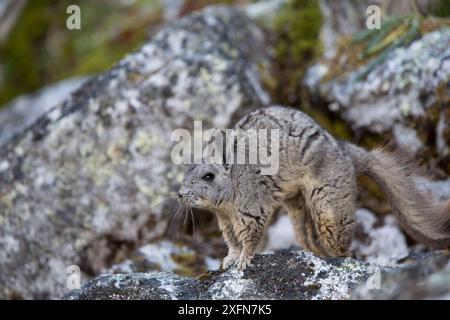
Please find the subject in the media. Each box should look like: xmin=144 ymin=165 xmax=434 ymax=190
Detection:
xmin=177 ymin=191 xmax=183 ymax=199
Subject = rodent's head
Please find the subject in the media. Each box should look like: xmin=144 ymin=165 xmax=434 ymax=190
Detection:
xmin=177 ymin=163 xmax=233 ymax=211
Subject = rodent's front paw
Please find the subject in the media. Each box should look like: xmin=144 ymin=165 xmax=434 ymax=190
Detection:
xmin=222 ymin=252 xmax=240 ymax=270
xmin=234 ymin=254 xmax=253 ymax=271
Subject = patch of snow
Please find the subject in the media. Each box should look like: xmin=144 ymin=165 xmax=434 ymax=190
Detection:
xmin=393 ymin=124 xmax=423 ymax=154
xmin=414 ymin=177 xmax=450 ymax=201
xmin=351 ymin=209 xmax=409 ymax=267
xmin=205 ymin=256 xmax=221 ymax=271
xmin=436 ymin=111 xmax=448 ymax=156
xmin=264 ymin=215 xmax=298 ymax=252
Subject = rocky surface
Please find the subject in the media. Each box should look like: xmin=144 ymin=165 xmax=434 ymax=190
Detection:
xmin=65 ymin=249 xmax=379 ymax=300
xmin=0 ymin=6 xmax=269 ymax=299
xmin=67 ymin=206 xmax=440 ymax=300
xmin=352 ymin=250 xmax=450 ymax=299
xmin=318 ymin=0 xmax=377 ymax=59
xmin=64 ymin=250 xmax=450 ymax=300
xmin=0 ymin=77 xmax=89 ymax=146
xmin=101 ymin=206 xmax=411 ymax=277
xmin=305 ymin=27 xmax=450 ymax=171
xmin=65 ymin=249 xmax=450 ymax=300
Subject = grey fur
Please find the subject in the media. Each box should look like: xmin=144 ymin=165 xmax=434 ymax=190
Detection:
xmin=178 ymin=106 xmax=450 ymax=270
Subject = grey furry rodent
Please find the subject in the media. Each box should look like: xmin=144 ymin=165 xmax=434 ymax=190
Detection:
xmin=178 ymin=106 xmax=450 ymax=270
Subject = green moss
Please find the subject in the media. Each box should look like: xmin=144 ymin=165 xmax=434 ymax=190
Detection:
xmin=267 ymin=0 xmax=322 ymax=105
xmin=0 ymin=0 xmax=163 ymax=107
xmin=262 ymin=0 xmax=359 ymax=141
xmin=429 ymin=0 xmax=450 ymax=17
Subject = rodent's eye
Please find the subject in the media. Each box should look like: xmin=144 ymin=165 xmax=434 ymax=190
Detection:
xmin=201 ymin=173 xmax=215 ymax=182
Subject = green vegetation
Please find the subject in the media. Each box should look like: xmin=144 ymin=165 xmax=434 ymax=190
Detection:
xmin=0 ymin=0 xmax=163 ymax=107
xmin=264 ymin=0 xmax=354 ymax=140
xmin=427 ymin=0 xmax=450 ymax=17
xmin=268 ymin=0 xmax=322 ymax=106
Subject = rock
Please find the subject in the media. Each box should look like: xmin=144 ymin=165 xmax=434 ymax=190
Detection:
xmin=0 ymin=77 xmax=89 ymax=147
xmin=0 ymin=6 xmax=269 ymax=299
xmin=350 ymin=209 xmax=409 ymax=267
xmin=305 ymin=27 xmax=450 ymax=171
xmin=65 ymin=249 xmax=379 ymax=300
xmin=318 ymin=0 xmax=375 ymax=59
xmin=162 ymin=0 xmax=185 ymax=21
xmin=353 ymin=251 xmax=450 ymax=299
xmin=66 ymin=249 xmax=450 ymax=300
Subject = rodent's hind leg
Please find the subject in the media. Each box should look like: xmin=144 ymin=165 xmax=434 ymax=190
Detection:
xmin=216 ymin=215 xmax=242 ymax=270
xmin=305 ymin=177 xmax=356 ymax=257
xmin=283 ymin=194 xmax=328 ymax=257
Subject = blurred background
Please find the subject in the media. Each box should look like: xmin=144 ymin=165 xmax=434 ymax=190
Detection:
xmin=1 ymin=0 xmax=449 ymax=145
xmin=0 ymin=0 xmax=447 ymax=105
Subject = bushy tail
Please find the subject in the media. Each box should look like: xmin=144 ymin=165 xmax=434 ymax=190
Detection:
xmin=345 ymin=142 xmax=450 ymax=249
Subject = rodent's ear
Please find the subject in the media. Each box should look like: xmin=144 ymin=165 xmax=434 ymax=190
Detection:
xmin=222 ymin=130 xmax=238 ymax=167
xmin=203 ymin=129 xmax=237 ymax=168
xmin=203 ymin=129 xmax=227 ymax=165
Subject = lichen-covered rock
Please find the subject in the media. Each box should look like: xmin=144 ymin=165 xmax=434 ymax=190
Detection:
xmin=0 ymin=6 xmax=269 ymax=299
xmin=352 ymin=251 xmax=450 ymax=299
xmin=65 ymin=249 xmax=450 ymax=300
xmin=65 ymin=249 xmax=379 ymax=300
xmin=305 ymin=27 xmax=450 ymax=171
xmin=0 ymin=77 xmax=89 ymax=147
